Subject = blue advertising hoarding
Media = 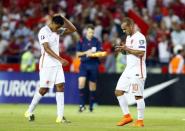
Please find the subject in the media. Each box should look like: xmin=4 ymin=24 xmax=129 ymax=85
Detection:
xmin=0 ymin=72 xmax=79 ymax=104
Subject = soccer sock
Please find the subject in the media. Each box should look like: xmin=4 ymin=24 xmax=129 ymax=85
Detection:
xmin=28 ymin=92 xmax=42 ymax=113
xmin=117 ymin=95 xmax=130 ymax=115
xmin=89 ymin=91 xmax=96 ymax=111
xmin=79 ymin=88 xmax=85 ymax=107
xmin=136 ymin=98 xmax=145 ymax=120
xmin=56 ymin=92 xmax=64 ymax=119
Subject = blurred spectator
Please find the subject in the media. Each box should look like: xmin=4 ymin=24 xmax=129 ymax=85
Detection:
xmin=171 ymin=23 xmax=185 ymax=48
xmin=0 ymin=35 xmax=9 ymax=63
xmin=158 ymin=34 xmax=171 ymax=66
xmin=14 ymin=21 xmax=32 ymax=38
xmin=171 ymin=0 xmax=185 ymax=19
xmin=116 ymin=52 xmax=126 ymax=73
xmin=105 ymin=48 xmax=116 ymax=73
xmin=146 ymin=35 xmax=158 ymax=66
xmin=162 ymin=9 xmax=181 ymax=30
xmin=3 ymin=37 xmax=21 ymax=63
xmin=0 ymin=35 xmax=8 ymax=56
xmin=169 ymin=45 xmax=184 ymax=74
xmin=123 ymin=0 xmax=133 ymax=13
xmin=153 ymin=6 xmax=163 ymax=23
xmin=1 ymin=22 xmax=11 ymax=40
xmin=94 ymin=19 xmax=103 ymax=42
xmin=102 ymin=33 xmax=112 ymax=53
xmin=147 ymin=0 xmax=156 ymax=16
xmin=20 ymin=46 xmax=36 ymax=72
xmin=25 ymin=37 xmax=40 ymax=63
xmin=70 ymin=53 xmax=81 ymax=73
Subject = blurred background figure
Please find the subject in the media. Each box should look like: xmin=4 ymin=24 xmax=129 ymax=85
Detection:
xmin=0 ymin=34 xmax=9 ymax=63
xmin=169 ymin=45 xmax=185 ymax=74
xmin=20 ymin=45 xmax=36 ymax=72
xmin=76 ymin=24 xmax=105 ymax=112
xmin=158 ymin=33 xmax=171 ymax=66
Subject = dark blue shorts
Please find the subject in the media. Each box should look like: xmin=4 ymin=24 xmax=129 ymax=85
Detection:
xmin=79 ymin=64 xmax=98 ymax=82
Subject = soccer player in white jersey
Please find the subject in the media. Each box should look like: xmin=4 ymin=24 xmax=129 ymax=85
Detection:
xmin=24 ymin=14 xmax=76 ymax=123
xmin=115 ymin=18 xmax=146 ymax=127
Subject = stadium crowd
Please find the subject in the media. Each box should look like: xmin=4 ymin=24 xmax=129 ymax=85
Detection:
xmin=0 ymin=0 xmax=185 ymax=74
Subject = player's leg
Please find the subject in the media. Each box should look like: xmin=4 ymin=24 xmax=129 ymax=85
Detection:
xmin=88 ymin=67 xmax=98 ymax=112
xmin=25 ymin=67 xmax=51 ymax=121
xmin=55 ymin=66 xmax=70 ymax=123
xmin=29 ymin=88 xmax=49 ymax=113
xmin=115 ymin=75 xmax=133 ymax=126
xmin=26 ymin=88 xmax=48 ymax=114
xmin=78 ymin=77 xmax=86 ymax=112
xmin=25 ymin=88 xmax=49 ymax=121
xmin=89 ymin=81 xmax=96 ymax=112
xmin=55 ymin=83 xmax=70 ymax=123
xmin=131 ymin=78 xmax=145 ymax=127
xmin=78 ymin=64 xmax=87 ymax=112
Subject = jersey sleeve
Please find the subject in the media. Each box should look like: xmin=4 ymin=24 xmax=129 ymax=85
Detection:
xmin=135 ymin=36 xmax=146 ymax=51
xmin=38 ymin=29 xmax=49 ymax=45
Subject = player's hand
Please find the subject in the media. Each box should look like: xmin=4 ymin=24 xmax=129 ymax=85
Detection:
xmin=86 ymin=49 xmax=93 ymax=57
xmin=115 ymin=46 xmax=122 ymax=52
xmin=115 ymin=45 xmax=127 ymax=52
xmin=60 ymin=58 xmax=69 ymax=66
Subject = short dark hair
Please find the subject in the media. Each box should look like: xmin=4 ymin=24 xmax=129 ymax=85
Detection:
xmin=122 ymin=17 xmax=134 ymax=26
xmin=52 ymin=15 xmax=64 ymax=26
xmin=86 ymin=24 xmax=94 ymax=30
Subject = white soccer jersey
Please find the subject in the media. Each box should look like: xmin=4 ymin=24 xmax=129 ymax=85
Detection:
xmin=38 ymin=25 xmax=61 ymax=68
xmin=123 ymin=31 xmax=147 ymax=78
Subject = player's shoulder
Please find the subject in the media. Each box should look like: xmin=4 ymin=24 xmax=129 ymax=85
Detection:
xmin=135 ymin=31 xmax=146 ymax=39
xmin=38 ymin=25 xmax=50 ymax=35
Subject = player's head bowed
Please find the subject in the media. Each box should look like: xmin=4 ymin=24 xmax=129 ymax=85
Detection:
xmin=49 ymin=15 xmax=64 ymax=32
xmin=52 ymin=15 xmax=64 ymax=26
xmin=121 ymin=17 xmax=135 ymax=36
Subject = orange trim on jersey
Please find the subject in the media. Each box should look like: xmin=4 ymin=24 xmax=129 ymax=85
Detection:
xmin=41 ymin=52 xmax=45 ymax=68
xmin=140 ymin=57 xmax=143 ymax=78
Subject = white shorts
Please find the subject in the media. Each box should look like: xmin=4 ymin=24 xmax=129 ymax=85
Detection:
xmin=39 ymin=66 xmax=65 ymax=88
xmin=116 ymin=74 xmax=145 ymax=96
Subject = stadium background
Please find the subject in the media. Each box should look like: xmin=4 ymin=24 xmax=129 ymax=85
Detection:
xmin=0 ymin=0 xmax=185 ymax=131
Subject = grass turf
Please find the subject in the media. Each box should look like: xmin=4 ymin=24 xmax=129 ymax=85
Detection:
xmin=0 ymin=104 xmax=185 ymax=131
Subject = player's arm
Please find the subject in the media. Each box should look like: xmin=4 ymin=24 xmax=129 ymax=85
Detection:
xmin=88 ymin=51 xmax=107 ymax=58
xmin=76 ymin=39 xmax=93 ymax=57
xmin=60 ymin=16 xmax=77 ymax=35
xmin=88 ymin=40 xmax=107 ymax=58
xmin=114 ymin=41 xmax=127 ymax=55
xmin=124 ymin=48 xmax=145 ymax=57
xmin=115 ymin=45 xmax=145 ymax=57
xmin=43 ymin=42 xmax=69 ymax=66
xmin=76 ymin=50 xmax=92 ymax=57
xmin=77 ymin=50 xmax=107 ymax=58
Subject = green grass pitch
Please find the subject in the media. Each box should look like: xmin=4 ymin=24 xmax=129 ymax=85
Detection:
xmin=0 ymin=104 xmax=185 ymax=131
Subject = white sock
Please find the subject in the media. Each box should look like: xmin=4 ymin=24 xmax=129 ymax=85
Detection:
xmin=117 ymin=95 xmax=130 ymax=115
xmin=56 ymin=92 xmax=64 ymax=119
xmin=136 ymin=98 xmax=145 ymax=120
xmin=28 ymin=92 xmax=42 ymax=113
